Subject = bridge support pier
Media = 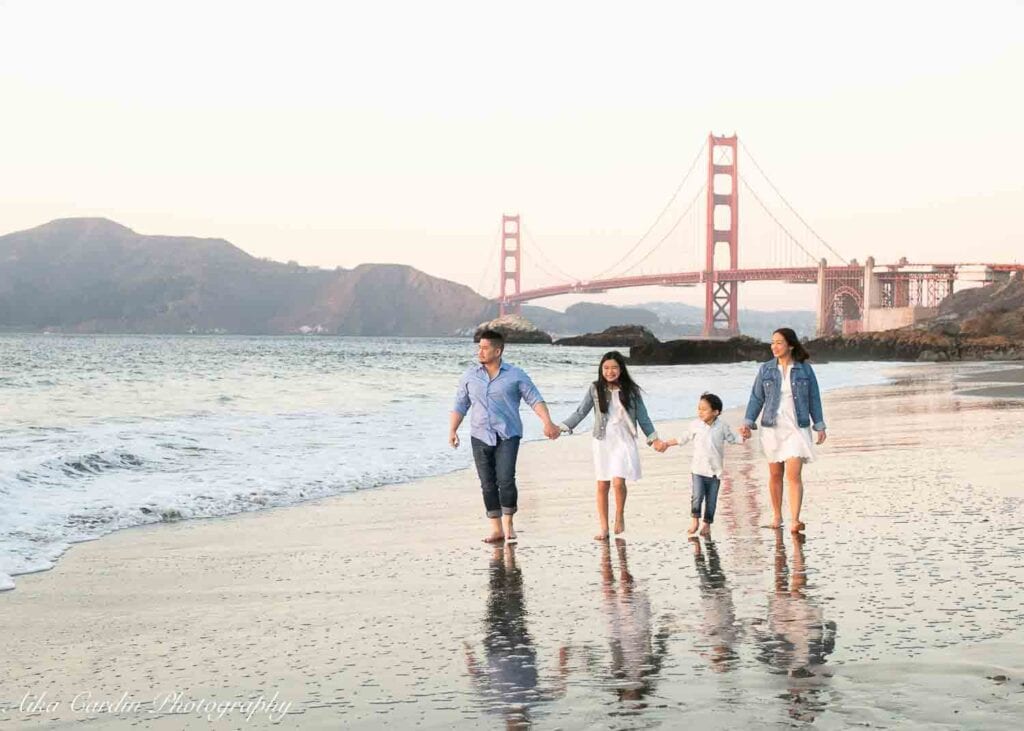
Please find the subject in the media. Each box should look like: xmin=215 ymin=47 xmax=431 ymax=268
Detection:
xmin=815 ymin=259 xmax=828 ymax=337
xmin=499 ymin=214 xmax=522 ymax=317
xmin=703 ymin=133 xmax=740 ymax=337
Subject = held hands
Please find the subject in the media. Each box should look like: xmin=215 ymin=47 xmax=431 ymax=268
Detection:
xmin=543 ymin=422 xmax=561 ymax=440
xmin=652 ymin=439 xmax=670 ymax=453
xmin=738 ymin=425 xmax=752 ymax=440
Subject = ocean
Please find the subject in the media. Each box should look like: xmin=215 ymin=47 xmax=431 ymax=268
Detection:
xmin=0 ymin=334 xmax=893 ymax=591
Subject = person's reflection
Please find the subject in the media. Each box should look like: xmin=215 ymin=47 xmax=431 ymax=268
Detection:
xmin=756 ymin=531 xmax=837 ymax=722
xmin=599 ymin=538 xmax=670 ymax=707
xmin=464 ymin=544 xmax=567 ymax=729
xmin=690 ymin=538 xmax=739 ymax=672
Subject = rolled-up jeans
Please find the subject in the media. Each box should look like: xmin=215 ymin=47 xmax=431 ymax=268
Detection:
xmin=691 ymin=473 xmax=721 ymax=523
xmin=471 ymin=436 xmax=521 ymax=518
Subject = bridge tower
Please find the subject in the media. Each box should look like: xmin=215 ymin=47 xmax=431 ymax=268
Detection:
xmin=499 ymin=214 xmax=522 ymax=316
xmin=703 ymin=134 xmax=740 ymax=337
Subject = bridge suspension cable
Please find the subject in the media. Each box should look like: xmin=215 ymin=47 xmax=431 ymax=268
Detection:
xmin=618 ymin=183 xmax=706 ymax=276
xmin=740 ymin=175 xmax=820 ymax=265
xmin=591 ymin=139 xmax=708 ymax=280
xmin=521 ymin=222 xmax=580 ymax=283
xmin=474 ymin=228 xmax=502 ymax=298
xmin=521 ymin=242 xmax=577 ymax=286
xmin=738 ymin=139 xmax=848 ymax=264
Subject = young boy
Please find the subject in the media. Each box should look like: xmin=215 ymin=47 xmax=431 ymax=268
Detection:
xmin=663 ymin=393 xmax=745 ymax=537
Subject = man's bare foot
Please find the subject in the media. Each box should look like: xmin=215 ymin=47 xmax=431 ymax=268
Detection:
xmin=505 ymin=528 xmax=518 ymax=543
xmin=613 ymin=516 xmax=625 ymax=535
xmin=594 ymin=530 xmax=609 ymax=541
xmin=482 ymin=533 xmax=505 ymax=544
xmin=791 ymin=521 xmax=805 ymax=533
xmin=699 ymin=522 xmax=711 ymax=538
xmin=687 ymin=517 xmax=700 ymax=535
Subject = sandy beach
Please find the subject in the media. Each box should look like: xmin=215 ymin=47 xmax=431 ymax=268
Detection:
xmin=2 ymin=362 xmax=1024 ymax=729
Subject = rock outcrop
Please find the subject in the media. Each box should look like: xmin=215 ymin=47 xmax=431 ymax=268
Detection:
xmin=554 ymin=325 xmax=659 ymax=347
xmin=474 ymin=314 xmax=553 ymax=344
xmin=629 ymin=336 xmax=768 ymax=365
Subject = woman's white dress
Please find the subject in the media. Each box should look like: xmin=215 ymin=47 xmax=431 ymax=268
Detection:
xmin=592 ymin=392 xmax=642 ymax=481
xmin=760 ymin=364 xmax=816 ymax=463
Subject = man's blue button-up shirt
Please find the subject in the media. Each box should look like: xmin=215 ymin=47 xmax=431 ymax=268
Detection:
xmin=453 ymin=361 xmax=544 ymax=446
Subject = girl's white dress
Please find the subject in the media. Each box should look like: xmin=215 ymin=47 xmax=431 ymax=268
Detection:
xmin=592 ymin=391 xmax=642 ymax=481
xmin=760 ymin=364 xmax=816 ymax=463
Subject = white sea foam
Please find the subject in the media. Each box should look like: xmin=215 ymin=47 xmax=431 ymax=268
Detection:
xmin=0 ymin=334 xmax=898 ymax=590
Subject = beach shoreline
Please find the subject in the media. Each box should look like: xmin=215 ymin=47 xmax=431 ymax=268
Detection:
xmin=2 ymin=361 xmax=1024 ymax=728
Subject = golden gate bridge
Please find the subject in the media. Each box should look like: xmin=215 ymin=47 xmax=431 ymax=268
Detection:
xmin=485 ymin=133 xmax=1023 ymax=337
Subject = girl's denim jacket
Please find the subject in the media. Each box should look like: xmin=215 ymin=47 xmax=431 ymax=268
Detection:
xmin=743 ymin=359 xmax=826 ymax=432
xmin=559 ymin=384 xmax=659 ymax=444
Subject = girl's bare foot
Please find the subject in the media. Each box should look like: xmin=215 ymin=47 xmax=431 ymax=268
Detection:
xmin=613 ymin=516 xmax=625 ymax=535
xmin=791 ymin=521 xmax=805 ymax=533
xmin=482 ymin=533 xmax=505 ymax=544
xmin=687 ymin=517 xmax=700 ymax=535
xmin=594 ymin=531 xmax=609 ymax=541
xmin=699 ymin=522 xmax=711 ymax=538
xmin=762 ymin=515 xmax=783 ymax=529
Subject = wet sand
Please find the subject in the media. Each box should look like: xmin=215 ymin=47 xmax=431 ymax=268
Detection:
xmin=956 ymin=366 xmax=1024 ymax=399
xmin=2 ymin=363 xmax=1024 ymax=729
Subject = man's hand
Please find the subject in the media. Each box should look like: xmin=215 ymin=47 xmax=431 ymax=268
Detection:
xmin=739 ymin=425 xmax=752 ymax=440
xmin=543 ymin=422 xmax=561 ymax=440
xmin=449 ymin=431 xmax=460 ymax=449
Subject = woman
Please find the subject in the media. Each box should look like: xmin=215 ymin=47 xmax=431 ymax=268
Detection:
xmin=559 ymin=351 xmax=665 ymax=540
xmin=739 ymin=328 xmax=827 ymax=532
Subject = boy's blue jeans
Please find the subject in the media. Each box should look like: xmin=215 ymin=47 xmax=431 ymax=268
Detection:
xmin=691 ymin=473 xmax=721 ymax=523
xmin=471 ymin=436 xmax=521 ymax=518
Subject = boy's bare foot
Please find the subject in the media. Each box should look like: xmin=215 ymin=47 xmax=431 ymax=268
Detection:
xmin=791 ymin=521 xmax=805 ymax=533
xmin=594 ymin=531 xmax=609 ymax=541
xmin=482 ymin=533 xmax=505 ymax=544
xmin=699 ymin=522 xmax=711 ymax=538
xmin=687 ymin=517 xmax=700 ymax=535
xmin=613 ymin=516 xmax=625 ymax=535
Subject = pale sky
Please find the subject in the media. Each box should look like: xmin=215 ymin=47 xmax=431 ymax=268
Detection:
xmin=2 ymin=0 xmax=1022 ymax=311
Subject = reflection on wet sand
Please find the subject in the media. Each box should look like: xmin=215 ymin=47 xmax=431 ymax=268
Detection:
xmin=690 ymin=538 xmax=739 ymax=672
xmin=598 ymin=539 xmax=670 ymax=709
xmin=755 ymin=531 xmax=837 ymax=722
xmin=464 ymin=544 xmax=567 ymax=729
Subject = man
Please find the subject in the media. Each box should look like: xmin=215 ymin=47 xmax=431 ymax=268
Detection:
xmin=450 ymin=330 xmax=560 ymax=543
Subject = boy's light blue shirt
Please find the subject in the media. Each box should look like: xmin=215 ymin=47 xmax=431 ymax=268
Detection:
xmin=453 ymin=361 xmax=544 ymax=446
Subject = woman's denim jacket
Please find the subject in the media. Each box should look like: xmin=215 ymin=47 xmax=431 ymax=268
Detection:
xmin=559 ymin=384 xmax=659 ymax=444
xmin=743 ymin=359 xmax=826 ymax=432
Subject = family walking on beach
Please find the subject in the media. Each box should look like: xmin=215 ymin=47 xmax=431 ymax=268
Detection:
xmin=450 ymin=328 xmax=827 ymax=543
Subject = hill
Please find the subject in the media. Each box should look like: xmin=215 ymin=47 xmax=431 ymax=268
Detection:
xmin=0 ymin=218 xmax=494 ymax=335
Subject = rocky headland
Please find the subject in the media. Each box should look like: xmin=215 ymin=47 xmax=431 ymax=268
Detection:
xmin=805 ymin=272 xmax=1024 ymax=362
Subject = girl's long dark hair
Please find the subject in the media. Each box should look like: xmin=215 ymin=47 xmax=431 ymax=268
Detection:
xmin=774 ymin=327 xmax=810 ymax=362
xmin=594 ymin=351 xmax=641 ymax=413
